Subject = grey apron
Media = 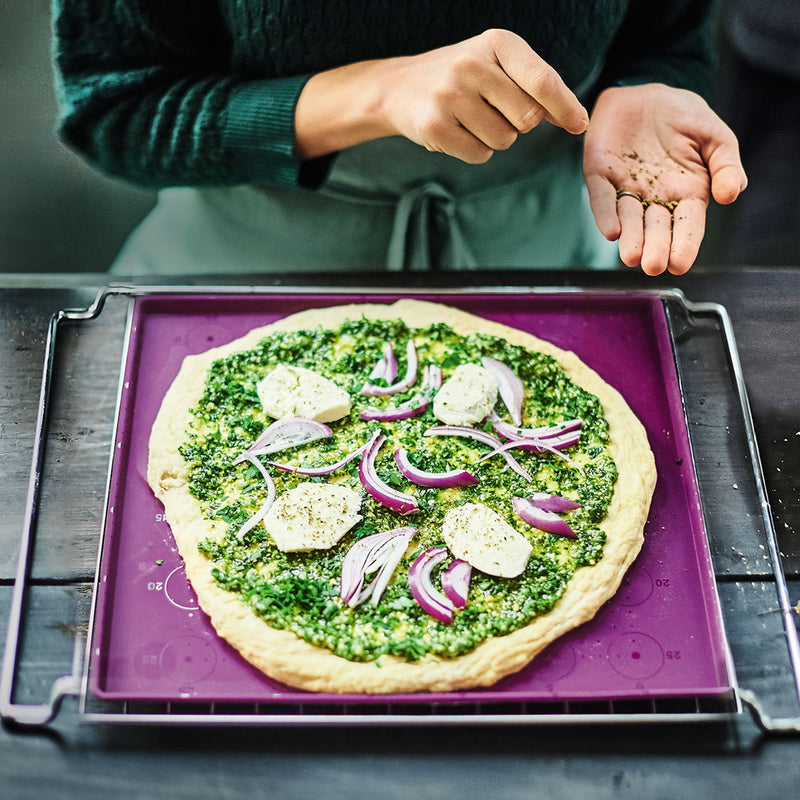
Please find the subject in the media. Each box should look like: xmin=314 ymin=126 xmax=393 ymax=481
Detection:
xmin=111 ymin=113 xmax=617 ymax=275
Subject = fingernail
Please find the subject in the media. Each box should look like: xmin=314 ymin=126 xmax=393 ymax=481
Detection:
xmin=572 ymin=117 xmax=589 ymax=135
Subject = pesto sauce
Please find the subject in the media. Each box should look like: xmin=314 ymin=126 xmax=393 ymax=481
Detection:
xmin=182 ymin=318 xmax=617 ymax=663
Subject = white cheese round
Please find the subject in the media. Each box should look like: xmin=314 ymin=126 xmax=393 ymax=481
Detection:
xmin=442 ymin=502 xmax=533 ymax=578
xmin=433 ymin=364 xmax=498 ymax=426
xmin=257 ymin=364 xmax=351 ymax=422
xmin=263 ymin=482 xmax=362 ymax=552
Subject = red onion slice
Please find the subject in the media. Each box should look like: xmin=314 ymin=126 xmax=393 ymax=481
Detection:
xmin=233 ymin=417 xmax=332 ymax=463
xmin=512 ymin=496 xmax=577 ymax=539
xmin=359 ymin=531 xmax=416 ymax=606
xmin=358 ymin=435 xmax=419 ymax=515
xmin=368 ymin=343 xmax=399 ymax=384
xmin=493 ymin=417 xmax=582 ymax=441
xmin=538 ymin=430 xmax=582 ymax=449
xmin=340 ymin=529 xmax=398 ymax=605
xmin=340 ymin=526 xmax=416 ymax=607
xmin=394 ymin=448 xmax=478 ymax=488
xmin=359 ymin=364 xmax=442 ymax=421
xmin=527 ymin=491 xmax=582 ymax=514
xmin=441 ymin=559 xmax=472 ymax=608
xmin=360 ymin=399 xmax=428 ymax=422
xmin=423 ymin=364 xmax=443 ymax=391
xmin=361 ymin=339 xmax=418 ymax=396
xmin=482 ymin=430 xmax=581 ymax=455
xmin=268 ymin=438 xmax=371 ymax=476
xmin=537 ymin=419 xmax=583 ymax=439
xmin=514 ymin=433 xmax=580 ymax=451
xmin=408 ymin=547 xmax=455 ymax=624
xmin=424 ymin=425 xmax=532 ymax=482
xmin=236 ymin=455 xmax=276 ymax=538
xmin=481 ymin=357 xmax=524 ymax=425
xmin=478 ymin=434 xmax=583 ymax=473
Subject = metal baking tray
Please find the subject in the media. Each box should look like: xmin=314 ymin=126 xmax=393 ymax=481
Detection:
xmin=2 ymin=285 xmax=798 ymax=730
xmin=91 ymin=291 xmax=731 ymax=706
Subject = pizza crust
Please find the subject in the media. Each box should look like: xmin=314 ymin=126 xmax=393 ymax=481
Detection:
xmin=148 ymin=299 xmax=657 ymax=694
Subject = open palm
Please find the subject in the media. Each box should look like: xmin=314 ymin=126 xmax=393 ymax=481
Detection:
xmin=583 ymin=84 xmax=747 ymax=275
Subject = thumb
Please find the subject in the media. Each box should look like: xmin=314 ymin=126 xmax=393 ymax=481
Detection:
xmin=703 ymin=119 xmax=748 ymax=205
xmin=711 ymin=163 xmax=748 ymax=205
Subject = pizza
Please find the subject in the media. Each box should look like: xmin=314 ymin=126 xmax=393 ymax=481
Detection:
xmin=147 ymin=299 xmax=656 ymax=694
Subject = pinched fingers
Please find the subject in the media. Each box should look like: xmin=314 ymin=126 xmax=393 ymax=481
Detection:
xmin=448 ymin=71 xmax=530 ymax=151
xmin=472 ymin=60 xmax=548 ymax=135
xmin=410 ymin=30 xmax=586 ymax=162
xmin=417 ymin=111 xmax=495 ymax=164
xmin=489 ymin=30 xmax=589 ymax=134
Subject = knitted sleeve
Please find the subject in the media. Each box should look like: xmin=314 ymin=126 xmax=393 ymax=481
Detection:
xmin=53 ymin=0 xmax=313 ymax=189
xmin=597 ymin=0 xmax=717 ymax=98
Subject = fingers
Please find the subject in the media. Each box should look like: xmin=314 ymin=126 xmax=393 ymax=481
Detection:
xmin=396 ymin=29 xmax=587 ymax=162
xmin=613 ymin=194 xmax=707 ymax=275
xmin=419 ymin=113 xmax=495 ymax=164
xmin=490 ymin=30 xmax=589 ymax=134
xmin=457 ymin=109 xmax=519 ymax=153
xmin=585 ymin=174 xmax=621 ymax=240
xmin=669 ymin=198 xmax=706 ymax=275
xmin=616 ymin=200 xmax=673 ymax=276
xmin=478 ymin=72 xmax=548 ymax=135
xmin=641 ymin=204 xmax=673 ymax=275
xmin=450 ymin=78 xmax=523 ymax=151
xmin=617 ymin=195 xmax=644 ymax=268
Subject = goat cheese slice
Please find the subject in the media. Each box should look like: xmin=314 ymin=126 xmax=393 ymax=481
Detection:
xmin=442 ymin=502 xmax=532 ymax=578
xmin=433 ymin=364 xmax=498 ymax=425
xmin=263 ymin=482 xmax=362 ymax=552
xmin=257 ymin=364 xmax=351 ymax=423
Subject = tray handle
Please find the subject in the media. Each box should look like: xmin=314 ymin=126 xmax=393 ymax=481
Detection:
xmin=687 ymin=300 xmax=800 ymax=736
xmin=1 ymin=296 xmax=111 ymax=727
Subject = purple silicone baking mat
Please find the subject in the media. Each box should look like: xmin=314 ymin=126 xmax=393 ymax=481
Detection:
xmin=90 ymin=291 xmax=732 ymax=704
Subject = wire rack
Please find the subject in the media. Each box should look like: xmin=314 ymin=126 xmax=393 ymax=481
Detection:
xmin=1 ymin=285 xmax=798 ymax=732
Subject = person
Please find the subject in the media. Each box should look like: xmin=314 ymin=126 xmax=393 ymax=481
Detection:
xmin=714 ymin=0 xmax=800 ymax=265
xmin=52 ymin=1 xmax=747 ymax=277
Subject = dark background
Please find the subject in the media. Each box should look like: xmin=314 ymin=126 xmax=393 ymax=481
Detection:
xmin=1 ymin=1 xmax=797 ymax=274
xmin=1 ymin=0 xmax=156 ymax=274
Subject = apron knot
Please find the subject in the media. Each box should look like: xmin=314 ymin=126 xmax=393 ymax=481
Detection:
xmin=387 ymin=181 xmax=478 ymax=271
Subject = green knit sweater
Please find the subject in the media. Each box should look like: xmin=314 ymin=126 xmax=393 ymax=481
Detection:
xmin=52 ymin=0 xmax=716 ymax=190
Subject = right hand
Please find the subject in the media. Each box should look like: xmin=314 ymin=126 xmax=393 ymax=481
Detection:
xmin=377 ymin=29 xmax=589 ymax=164
xmin=295 ymin=29 xmax=589 ymax=163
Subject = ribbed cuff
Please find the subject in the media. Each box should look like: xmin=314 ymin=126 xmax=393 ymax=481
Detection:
xmin=221 ymin=75 xmax=314 ymax=188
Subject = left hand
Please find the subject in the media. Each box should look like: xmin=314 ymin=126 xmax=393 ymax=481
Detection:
xmin=583 ymin=84 xmax=747 ymax=275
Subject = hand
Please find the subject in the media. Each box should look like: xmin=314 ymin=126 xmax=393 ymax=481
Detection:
xmin=378 ymin=29 xmax=589 ymax=163
xmin=295 ymin=29 xmax=589 ymax=163
xmin=583 ymin=84 xmax=747 ymax=275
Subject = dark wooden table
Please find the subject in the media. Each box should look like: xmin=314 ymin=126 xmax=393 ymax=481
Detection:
xmin=1 ymin=269 xmax=799 ymax=799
